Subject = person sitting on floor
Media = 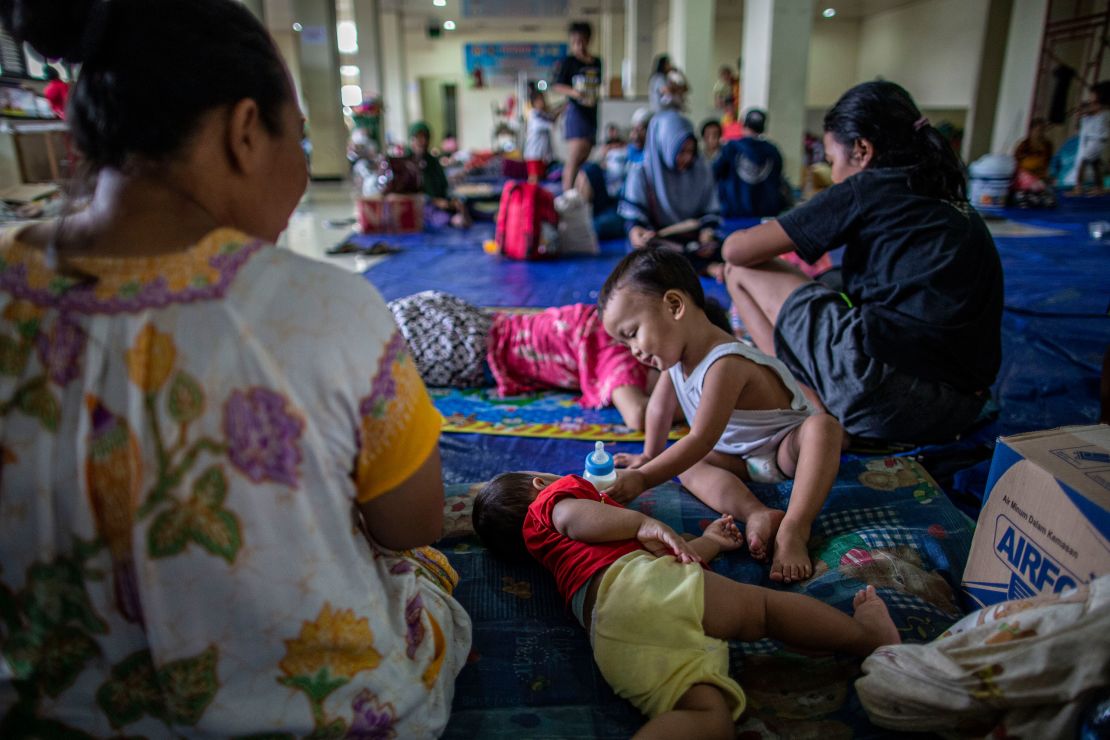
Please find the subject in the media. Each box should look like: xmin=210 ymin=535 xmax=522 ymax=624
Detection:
xmin=388 ymin=290 xmax=733 ymax=431
xmin=701 ymin=118 xmax=723 ymax=162
xmin=0 ymin=0 xmax=471 ymax=734
xmin=619 ymin=109 xmax=723 ymax=277
xmin=473 ymin=471 xmax=900 ymax=740
xmin=713 ymin=108 xmax=791 ymax=218
xmin=408 ymin=120 xmax=470 ymax=227
xmin=597 ymin=248 xmax=844 ymax=582
xmin=721 ymin=81 xmax=1002 ymax=445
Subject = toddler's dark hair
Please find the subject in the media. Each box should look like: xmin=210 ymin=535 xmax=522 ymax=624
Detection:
xmin=1094 ymin=80 xmax=1110 ymax=107
xmin=823 ymin=81 xmax=966 ymax=202
xmin=599 ymin=248 xmax=735 ymax=335
xmin=568 ymin=21 xmax=592 ymax=41
xmin=473 ymin=472 xmax=536 ymax=562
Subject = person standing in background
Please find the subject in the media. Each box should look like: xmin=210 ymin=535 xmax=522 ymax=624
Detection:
xmin=42 ymin=65 xmax=69 ymax=118
xmin=553 ymin=21 xmax=602 ymax=193
xmin=648 ymin=54 xmax=672 ymax=112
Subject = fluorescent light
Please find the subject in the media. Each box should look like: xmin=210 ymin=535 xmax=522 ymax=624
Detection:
xmin=434 ymin=0 xmax=446 ymax=6
xmin=341 ymin=85 xmax=363 ymax=107
xmin=340 ymin=65 xmax=361 ymax=78
xmin=443 ymin=20 xmax=456 ymax=30
xmin=337 ymin=20 xmax=358 ymax=53
xmin=292 ymin=22 xmax=303 ymax=31
xmin=822 ymin=7 xmax=837 ymax=17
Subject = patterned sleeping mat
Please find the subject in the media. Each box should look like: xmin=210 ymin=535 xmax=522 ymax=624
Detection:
xmin=437 ymin=457 xmax=974 ymax=738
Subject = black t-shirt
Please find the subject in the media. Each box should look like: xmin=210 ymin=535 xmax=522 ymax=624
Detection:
xmin=554 ymin=54 xmax=602 ymax=121
xmin=778 ymin=167 xmax=1002 ymax=393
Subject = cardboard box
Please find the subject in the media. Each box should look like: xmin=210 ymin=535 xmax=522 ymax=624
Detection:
xmin=961 ymin=424 xmax=1110 ymax=609
xmin=356 ymin=194 xmax=425 ymax=234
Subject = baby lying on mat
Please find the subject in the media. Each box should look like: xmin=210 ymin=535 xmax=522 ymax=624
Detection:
xmin=388 ymin=290 xmax=732 ymax=430
xmin=474 ymin=472 xmax=901 ymax=739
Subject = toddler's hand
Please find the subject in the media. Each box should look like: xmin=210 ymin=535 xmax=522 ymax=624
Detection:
xmin=636 ymin=518 xmax=702 ymax=564
xmin=703 ymin=514 xmax=744 ymax=552
xmin=605 ymin=468 xmax=647 ymax=504
xmin=613 ymin=451 xmax=651 ymax=469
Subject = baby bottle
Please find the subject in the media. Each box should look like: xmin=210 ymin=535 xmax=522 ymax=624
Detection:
xmin=583 ymin=441 xmax=617 ymax=491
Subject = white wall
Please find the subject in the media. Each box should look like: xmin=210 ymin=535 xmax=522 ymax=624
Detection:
xmin=856 ymin=0 xmax=990 ymax=109
xmin=806 ymin=19 xmax=860 ymax=108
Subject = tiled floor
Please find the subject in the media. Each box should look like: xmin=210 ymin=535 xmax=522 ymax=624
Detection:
xmin=278 ymin=180 xmax=388 ymax=272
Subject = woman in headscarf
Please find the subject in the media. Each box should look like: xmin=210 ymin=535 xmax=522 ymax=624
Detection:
xmin=619 ymin=109 xmax=723 ymax=276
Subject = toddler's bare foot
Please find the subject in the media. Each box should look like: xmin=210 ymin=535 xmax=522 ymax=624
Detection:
xmin=770 ymin=522 xmax=813 ymax=583
xmin=744 ymin=508 xmax=784 ymax=561
xmin=703 ymin=514 xmax=744 ymax=552
xmin=852 ymin=585 xmax=902 ymax=652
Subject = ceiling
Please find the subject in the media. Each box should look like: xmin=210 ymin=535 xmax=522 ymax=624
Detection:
xmin=377 ymin=0 xmax=926 ymax=33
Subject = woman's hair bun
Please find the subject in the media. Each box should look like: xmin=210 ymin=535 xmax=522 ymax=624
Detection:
xmin=0 ymin=0 xmax=102 ymax=63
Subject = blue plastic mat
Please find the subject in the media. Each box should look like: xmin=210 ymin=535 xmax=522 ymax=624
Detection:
xmin=440 ymin=458 xmax=972 ymax=738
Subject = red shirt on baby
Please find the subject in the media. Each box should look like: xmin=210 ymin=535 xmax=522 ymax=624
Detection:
xmin=522 ymin=475 xmax=641 ymax=604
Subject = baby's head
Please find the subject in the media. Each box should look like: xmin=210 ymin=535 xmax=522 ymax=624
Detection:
xmin=598 ymin=248 xmax=732 ymax=371
xmin=473 ymin=471 xmax=561 ymax=561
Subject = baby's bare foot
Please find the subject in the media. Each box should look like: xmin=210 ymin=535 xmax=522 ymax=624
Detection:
xmin=744 ymin=508 xmax=785 ymax=561
xmin=770 ymin=522 xmax=813 ymax=583
xmin=852 ymin=585 xmax=902 ymax=651
xmin=704 ymin=515 xmax=744 ymax=552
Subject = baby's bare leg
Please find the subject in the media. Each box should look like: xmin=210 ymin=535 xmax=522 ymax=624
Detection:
xmin=700 ymin=570 xmax=901 ymax=654
xmin=770 ymin=414 xmax=843 ymax=583
xmin=679 ymin=452 xmax=784 ymax=561
xmin=611 ymin=385 xmax=649 ymax=431
xmin=632 ymin=684 xmax=734 ymax=740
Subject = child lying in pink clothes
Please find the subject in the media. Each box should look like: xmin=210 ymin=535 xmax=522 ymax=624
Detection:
xmin=388 ymin=290 xmax=731 ymax=430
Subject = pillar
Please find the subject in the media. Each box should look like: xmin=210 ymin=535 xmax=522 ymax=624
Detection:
xmin=290 ymin=0 xmax=346 ymax=178
xmin=669 ymin=0 xmax=716 ymax=123
xmin=990 ymin=0 xmax=1048 ymax=154
xmin=965 ymin=0 xmax=1015 ymax=162
xmin=378 ymin=7 xmax=408 ymax=147
xmin=624 ymin=0 xmax=654 ymax=98
xmin=600 ymin=9 xmax=625 ymax=98
xmin=351 ymin=0 xmax=383 ymax=103
xmin=741 ymin=0 xmax=814 ymax=186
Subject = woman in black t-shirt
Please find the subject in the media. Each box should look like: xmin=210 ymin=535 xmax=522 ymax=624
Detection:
xmin=552 ymin=21 xmax=602 ymax=193
xmin=720 ymin=81 xmax=1002 ymax=443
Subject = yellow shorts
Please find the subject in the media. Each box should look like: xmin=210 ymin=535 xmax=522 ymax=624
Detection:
xmin=591 ymin=550 xmax=746 ymax=720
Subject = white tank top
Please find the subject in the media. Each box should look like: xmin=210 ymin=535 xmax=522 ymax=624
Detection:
xmin=668 ymin=341 xmax=814 ymax=457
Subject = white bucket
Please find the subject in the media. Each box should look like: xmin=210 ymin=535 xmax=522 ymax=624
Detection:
xmin=969 ymin=154 xmax=1016 ymax=211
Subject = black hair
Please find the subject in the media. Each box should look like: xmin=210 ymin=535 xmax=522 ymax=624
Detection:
xmin=473 ymin=472 xmax=537 ymax=562
xmin=43 ymin=65 xmax=59 ymax=81
xmin=599 ymin=247 xmax=706 ymax=315
xmin=823 ymin=81 xmax=966 ymax=202
xmin=568 ymin=21 xmax=592 ymax=41
xmin=529 ymin=88 xmax=546 ymax=106
xmin=1094 ymin=80 xmax=1110 ymax=107
xmin=0 ymin=0 xmax=291 ymax=171
xmin=743 ymin=109 xmax=767 ymax=134
xmin=700 ymin=119 xmax=722 ymax=138
xmin=704 ymin=298 xmax=732 ymax=334
xmin=653 ymin=54 xmax=670 ymax=75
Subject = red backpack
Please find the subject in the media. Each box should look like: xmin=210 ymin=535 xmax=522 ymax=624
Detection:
xmin=494 ymin=181 xmax=558 ymax=260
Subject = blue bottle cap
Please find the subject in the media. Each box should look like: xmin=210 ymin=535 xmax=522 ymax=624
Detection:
xmin=585 ymin=441 xmax=613 ymax=477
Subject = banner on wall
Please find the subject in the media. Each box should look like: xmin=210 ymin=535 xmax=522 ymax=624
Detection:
xmin=464 ymin=42 xmax=567 ymax=88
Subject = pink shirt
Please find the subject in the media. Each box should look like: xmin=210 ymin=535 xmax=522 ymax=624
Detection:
xmin=487 ymin=303 xmax=647 ymax=409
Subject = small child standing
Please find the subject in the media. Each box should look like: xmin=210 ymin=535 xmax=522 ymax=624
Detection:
xmin=473 ymin=472 xmax=900 ymax=739
xmin=1074 ymin=81 xmax=1110 ymax=194
xmin=598 ymin=249 xmax=843 ymax=583
xmin=524 ymin=88 xmax=558 ymax=184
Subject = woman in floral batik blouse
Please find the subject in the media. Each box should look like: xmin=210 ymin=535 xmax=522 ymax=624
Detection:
xmin=0 ymin=0 xmax=470 ymax=736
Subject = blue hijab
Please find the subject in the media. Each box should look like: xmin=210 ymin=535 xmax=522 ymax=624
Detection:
xmin=620 ymin=110 xmax=719 ymax=228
